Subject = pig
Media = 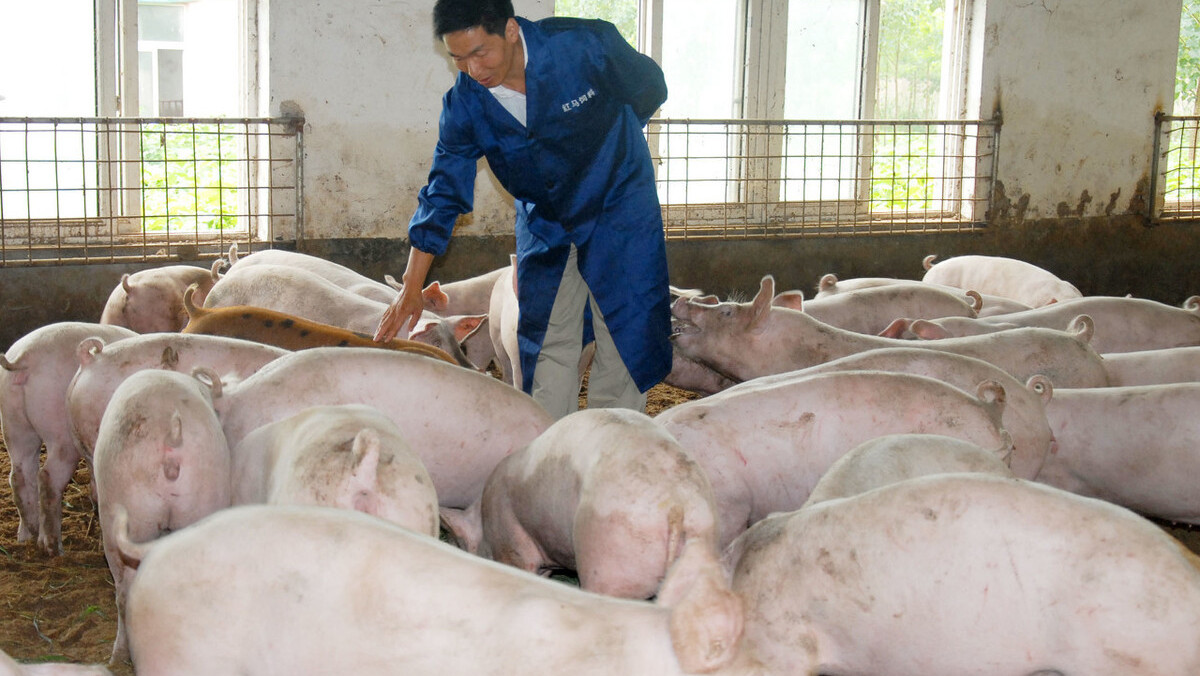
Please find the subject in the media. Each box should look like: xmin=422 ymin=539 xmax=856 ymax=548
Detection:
xmin=1036 ymin=382 xmax=1200 ymax=524
xmin=224 ymin=243 xmax=397 ymax=303
xmin=801 ymin=433 xmax=1015 ymax=507
xmin=204 ymin=263 xmax=485 ymax=369
xmin=210 ymin=347 xmax=554 ymax=510
xmin=442 ymin=408 xmax=718 ymax=599
xmin=723 ymin=474 xmax=1200 ymax=675
xmin=812 ymin=273 xmax=1032 ymax=316
xmin=488 ymin=259 xmax=521 ymax=385
xmin=179 ymin=286 xmax=459 ymax=366
xmin=664 ymin=349 xmax=738 ymax=395
xmin=655 ymin=370 xmax=1011 ymax=548
xmin=0 ymin=322 xmax=136 ymax=554
xmin=416 ymin=266 xmax=509 ymax=371
xmin=99 ymin=261 xmax=220 ymax=332
xmin=671 ymin=275 xmax=1109 ymax=388
xmin=0 ymin=649 xmax=112 ymax=676
xmin=1102 ymin=346 xmax=1200 ymax=386
xmin=764 ymin=348 xmax=1056 ymax=480
xmin=891 ymin=294 xmax=1200 ymax=353
xmin=230 ymin=404 xmax=439 ymax=537
xmin=771 ymin=283 xmax=978 ymax=335
xmin=93 ymin=368 xmax=230 ymax=663
xmin=121 ymin=504 xmax=764 ymax=676
xmin=66 ymin=332 xmax=287 ymax=462
xmin=921 ymin=253 xmax=1083 ymax=307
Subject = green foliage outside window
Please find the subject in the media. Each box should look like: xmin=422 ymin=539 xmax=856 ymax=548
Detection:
xmin=554 ymin=0 xmax=639 ymax=47
xmin=140 ymin=123 xmax=242 ymax=232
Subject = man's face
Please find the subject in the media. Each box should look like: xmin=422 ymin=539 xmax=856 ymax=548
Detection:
xmin=443 ymin=18 xmax=521 ymax=89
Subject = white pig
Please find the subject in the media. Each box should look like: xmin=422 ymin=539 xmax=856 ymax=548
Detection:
xmin=230 ymin=404 xmax=439 ymax=537
xmin=801 ymin=433 xmax=1015 ymax=507
xmin=671 ymin=275 xmax=1109 ymax=388
xmin=771 ymin=283 xmax=978 ymax=335
xmin=0 ymin=649 xmax=112 ymax=676
xmin=894 ymin=294 xmax=1200 ymax=353
xmin=1036 ymin=382 xmax=1200 ymax=524
xmin=725 ymin=347 xmax=1056 ymax=480
xmin=99 ymin=262 xmax=220 ymax=332
xmin=0 ymin=322 xmax=136 ymax=554
xmin=487 ymin=260 xmax=521 ymax=385
xmin=812 ymin=273 xmax=1033 ymax=316
xmin=655 ymin=370 xmax=1011 ymax=548
xmin=121 ymin=504 xmax=765 ymax=676
xmin=921 ymin=253 xmax=1083 ymax=307
xmin=211 ymin=347 xmax=553 ymax=510
xmin=1102 ymin=345 xmax=1200 ymax=386
xmin=93 ymin=368 xmax=230 ymax=663
xmin=224 ymin=243 xmax=397 ymax=303
xmin=724 ymin=474 xmax=1200 ymax=675
xmin=442 ymin=408 xmax=718 ymax=599
xmin=66 ymin=332 xmax=287 ymax=460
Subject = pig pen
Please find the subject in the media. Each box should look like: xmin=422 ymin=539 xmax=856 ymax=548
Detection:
xmin=0 ymin=380 xmax=698 ymax=675
xmin=1 ymin=378 xmax=1198 ymax=674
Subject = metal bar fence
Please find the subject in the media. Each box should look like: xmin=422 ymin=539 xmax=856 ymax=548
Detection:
xmin=649 ymin=117 xmax=1000 ymax=240
xmin=0 ymin=116 xmax=303 ymax=267
xmin=1152 ymin=113 xmax=1200 ymax=222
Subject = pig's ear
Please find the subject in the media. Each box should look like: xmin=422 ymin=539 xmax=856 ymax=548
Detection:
xmin=748 ymin=276 xmax=775 ymax=333
xmin=772 ymin=290 xmax=804 ymax=311
xmin=77 ymin=337 xmax=106 ymax=366
xmin=422 ymin=282 xmax=450 ymax=313
xmin=439 ymin=505 xmax=482 ymax=554
xmin=658 ymin=542 xmax=744 ymax=673
xmin=878 ymin=318 xmax=911 ymax=339
xmin=909 ymin=320 xmax=950 ymax=340
xmin=452 ymin=314 xmax=487 ymax=342
xmin=817 ymin=273 xmax=839 ymax=295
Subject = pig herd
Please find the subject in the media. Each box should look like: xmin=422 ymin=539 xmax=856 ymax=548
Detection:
xmin=3 ymin=250 xmax=1200 ymax=674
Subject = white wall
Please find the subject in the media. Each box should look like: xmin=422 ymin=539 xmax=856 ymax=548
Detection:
xmin=977 ymin=0 xmax=1183 ymax=219
xmin=269 ymin=0 xmax=552 ymax=240
xmin=269 ymin=0 xmax=1186 ymax=239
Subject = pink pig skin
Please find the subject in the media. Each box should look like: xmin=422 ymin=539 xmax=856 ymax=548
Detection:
xmin=655 ymin=370 xmax=1010 ymax=548
xmin=1037 ymin=382 xmax=1200 ymax=524
xmin=212 ymin=347 xmax=553 ymax=510
xmin=900 ymin=294 xmax=1200 ymax=354
xmin=230 ymin=403 xmax=439 ymax=537
xmin=100 ymin=263 xmax=219 ymax=333
xmin=0 ymin=648 xmax=113 ymax=675
xmin=93 ymin=369 xmax=230 ymax=664
xmin=801 ymin=433 xmax=1015 ymax=507
xmin=921 ymin=253 xmax=1082 ymax=307
xmin=444 ymin=408 xmax=718 ymax=599
xmin=0 ymin=322 xmax=136 ymax=555
xmin=725 ymin=474 xmax=1200 ymax=676
xmin=1102 ymin=345 xmax=1200 ymax=386
xmin=66 ymin=332 xmax=287 ymax=461
xmin=812 ymin=273 xmax=1033 ymax=316
xmin=671 ymin=275 xmax=1109 ymax=388
xmin=772 ymin=282 xmax=977 ymax=336
xmin=122 ymin=505 xmax=766 ymax=676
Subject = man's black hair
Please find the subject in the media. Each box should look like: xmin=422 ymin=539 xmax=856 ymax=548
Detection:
xmin=433 ymin=0 xmax=515 ymax=38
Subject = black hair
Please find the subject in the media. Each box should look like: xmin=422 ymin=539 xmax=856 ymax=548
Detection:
xmin=433 ymin=0 xmax=515 ymax=38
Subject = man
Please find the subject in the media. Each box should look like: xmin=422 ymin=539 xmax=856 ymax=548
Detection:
xmin=375 ymin=0 xmax=672 ymax=419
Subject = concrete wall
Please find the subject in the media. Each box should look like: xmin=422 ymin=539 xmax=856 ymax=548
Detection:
xmin=2 ymin=0 xmax=1199 ymax=351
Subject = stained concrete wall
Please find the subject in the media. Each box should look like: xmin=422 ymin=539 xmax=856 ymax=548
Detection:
xmin=3 ymin=0 xmax=1200 ymax=351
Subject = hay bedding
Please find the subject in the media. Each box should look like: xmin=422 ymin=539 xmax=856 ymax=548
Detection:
xmin=0 ymin=379 xmax=1196 ymax=675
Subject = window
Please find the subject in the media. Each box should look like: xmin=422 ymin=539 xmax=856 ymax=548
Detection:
xmin=557 ymin=0 xmax=992 ymax=235
xmin=0 ymin=0 xmax=297 ymax=264
xmin=1158 ymin=0 xmax=1200 ymax=219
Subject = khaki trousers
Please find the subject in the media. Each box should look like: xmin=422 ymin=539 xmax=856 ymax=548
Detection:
xmin=531 ymin=245 xmax=646 ymax=420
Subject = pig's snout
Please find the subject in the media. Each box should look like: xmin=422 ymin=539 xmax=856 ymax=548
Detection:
xmin=670 ymin=297 xmax=700 ymax=337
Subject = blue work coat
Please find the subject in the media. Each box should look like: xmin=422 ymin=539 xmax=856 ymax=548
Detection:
xmin=408 ymin=16 xmax=672 ymax=394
